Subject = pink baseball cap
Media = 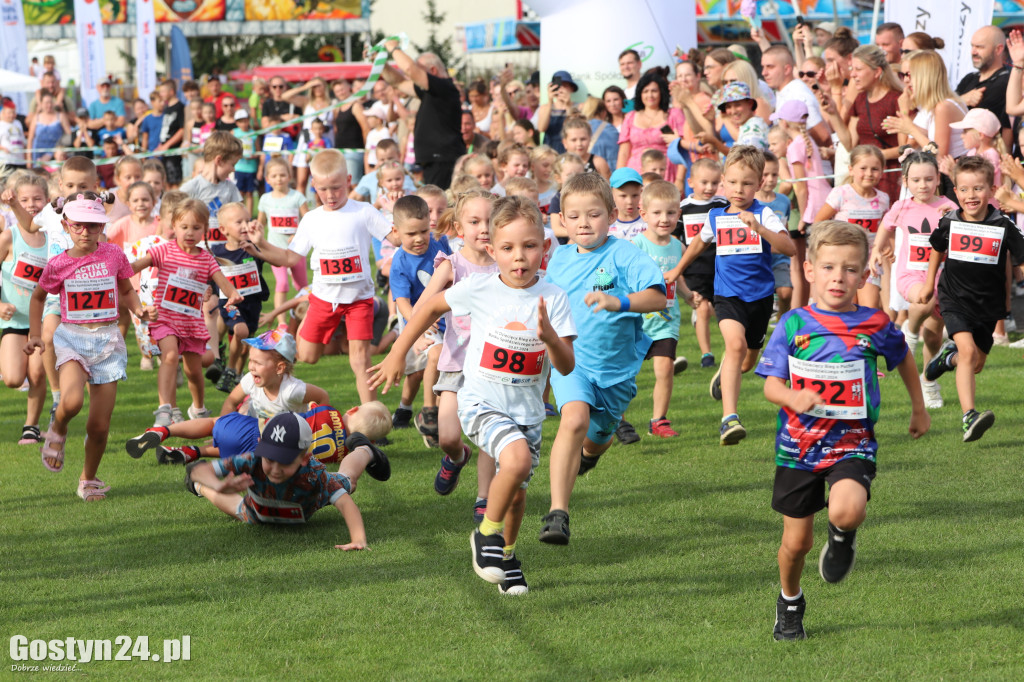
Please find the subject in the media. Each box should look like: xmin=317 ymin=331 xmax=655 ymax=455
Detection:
xmin=62 ymin=195 xmax=111 ymax=224
xmin=949 ymin=108 xmax=1001 ymax=139
xmin=769 ymin=99 xmax=809 ymax=123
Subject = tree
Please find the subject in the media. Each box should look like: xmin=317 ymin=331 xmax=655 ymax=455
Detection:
xmin=415 ymin=0 xmax=462 ymax=77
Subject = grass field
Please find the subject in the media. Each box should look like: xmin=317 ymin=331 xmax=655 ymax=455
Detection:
xmin=2 ymin=325 xmax=1023 ymax=680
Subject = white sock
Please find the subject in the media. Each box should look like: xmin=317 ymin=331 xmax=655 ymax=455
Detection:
xmin=192 ymin=404 xmax=205 ymax=412
xmin=399 ymin=402 xmax=411 ymax=411
xmin=781 ymin=589 xmax=803 ymax=602
xmin=159 ymin=403 xmax=171 ymax=410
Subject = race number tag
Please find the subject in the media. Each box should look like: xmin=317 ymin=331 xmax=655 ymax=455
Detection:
xmin=715 ymin=215 xmax=762 ymax=255
xmin=220 ymin=261 xmax=261 ymax=298
xmin=788 ymin=357 xmax=867 ymax=420
xmin=263 ymin=136 xmax=284 ymax=153
xmin=161 ymin=272 xmax=206 ymax=318
xmin=269 ymin=212 xmax=299 ymax=236
xmin=665 ymin=280 xmax=676 ymax=302
xmin=948 ymin=221 xmax=1002 ymax=265
xmin=11 ymin=252 xmax=47 ymax=290
xmin=65 ymin=276 xmax=117 ymax=322
xmin=905 ymin=233 xmax=932 ymax=271
xmin=317 ymin=246 xmax=364 ymax=284
xmin=247 ymin=491 xmax=306 ymax=524
xmin=479 ymin=328 xmax=546 ymax=386
xmin=191 ymin=129 xmax=201 ymax=145
xmin=682 ymin=213 xmax=706 ymax=245
xmin=847 ymin=209 xmax=881 ymax=234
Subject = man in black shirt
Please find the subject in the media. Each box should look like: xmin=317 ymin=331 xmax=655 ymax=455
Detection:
xmin=261 ymin=77 xmax=302 ymax=140
xmin=158 ymin=79 xmax=186 ymax=188
xmin=956 ymin=26 xmax=1011 ymax=148
xmin=380 ymin=41 xmax=466 ymax=189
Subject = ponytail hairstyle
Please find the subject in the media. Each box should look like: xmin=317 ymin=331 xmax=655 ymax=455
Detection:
xmin=170 ymin=197 xmax=210 ymax=239
xmin=900 ymin=148 xmax=939 ymax=179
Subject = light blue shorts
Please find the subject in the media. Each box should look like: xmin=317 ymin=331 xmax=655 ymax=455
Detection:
xmin=458 ymin=402 xmax=542 ymax=489
xmin=550 ymin=371 xmax=638 ymax=446
xmin=53 ymin=322 xmax=127 ymax=384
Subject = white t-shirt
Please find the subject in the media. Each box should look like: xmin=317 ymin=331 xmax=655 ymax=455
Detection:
xmin=0 ymin=120 xmax=27 ymax=166
xmin=240 ymin=372 xmax=308 ymax=420
xmin=775 ymin=78 xmax=824 ymax=130
xmin=444 ymin=272 xmax=576 ymax=425
xmin=609 ymin=217 xmax=647 ymax=242
xmin=364 ymin=127 xmax=394 ymax=167
xmin=288 ymin=201 xmax=392 ymax=304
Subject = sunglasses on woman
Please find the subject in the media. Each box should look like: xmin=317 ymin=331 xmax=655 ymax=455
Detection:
xmin=797 ymin=71 xmax=820 ymax=79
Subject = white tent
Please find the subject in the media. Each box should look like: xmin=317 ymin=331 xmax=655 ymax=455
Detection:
xmin=0 ymin=69 xmax=39 ymax=93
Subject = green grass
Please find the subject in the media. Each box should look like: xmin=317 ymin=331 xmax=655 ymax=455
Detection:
xmin=2 ymin=328 xmax=1023 ymax=680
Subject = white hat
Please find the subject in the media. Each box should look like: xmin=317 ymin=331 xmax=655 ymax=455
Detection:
xmin=234 ymin=108 xmax=250 ymax=121
xmin=366 ymin=102 xmax=388 ymax=121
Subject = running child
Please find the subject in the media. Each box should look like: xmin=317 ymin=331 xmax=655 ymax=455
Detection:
xmin=370 ymin=195 xmax=576 ymax=594
xmin=131 ymin=198 xmax=243 ymax=426
xmin=231 ymin=108 xmax=260 ymax=214
xmin=26 ymin=192 xmax=155 ymax=500
xmin=920 ymin=156 xmax=1024 ymax=442
xmin=257 ymin=158 xmax=309 ymax=326
xmin=665 ymin=145 xmax=796 ymax=445
xmin=108 ymin=156 xmax=143 ymax=222
xmin=560 ymin=117 xmax=611 ymax=179
xmin=757 ymin=151 xmax=794 ymax=319
xmin=871 ymin=150 xmax=957 ymax=409
xmin=607 ymin=168 xmax=647 ymax=241
xmin=814 ymin=145 xmax=890 ymax=309
xmin=181 ymin=130 xmax=243 ymax=248
xmin=541 ymin=173 xmax=667 ymax=544
xmin=107 ymin=181 xmax=158 ymax=250
xmin=493 ymin=144 xmax=531 ymax=196
xmin=756 ymin=220 xmax=928 ymax=640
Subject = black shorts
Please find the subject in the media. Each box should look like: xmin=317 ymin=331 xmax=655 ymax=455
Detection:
xmin=942 ymin=309 xmax=997 ymax=355
xmin=220 ymin=303 xmax=261 ymax=337
xmin=644 ymin=337 xmax=678 ymax=360
xmin=713 ymin=294 xmax=774 ymax=350
xmin=788 ymin=228 xmax=806 ymax=240
xmin=162 ymin=156 xmax=183 ymax=186
xmin=1 ymin=327 xmax=29 ymax=337
xmin=772 ymin=458 xmax=876 ymax=518
xmin=684 ymin=273 xmax=714 ymax=301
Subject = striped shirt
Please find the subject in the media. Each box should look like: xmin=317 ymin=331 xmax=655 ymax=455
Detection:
xmin=148 ymin=241 xmax=220 ymax=339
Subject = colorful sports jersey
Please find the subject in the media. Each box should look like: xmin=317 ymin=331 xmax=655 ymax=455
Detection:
xmin=755 ymin=305 xmax=908 ymax=472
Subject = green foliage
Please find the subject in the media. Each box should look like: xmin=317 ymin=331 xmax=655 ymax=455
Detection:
xmin=415 ymin=0 xmax=463 ymax=78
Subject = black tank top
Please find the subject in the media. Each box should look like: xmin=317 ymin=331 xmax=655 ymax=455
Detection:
xmin=334 ymin=104 xmax=365 ymax=149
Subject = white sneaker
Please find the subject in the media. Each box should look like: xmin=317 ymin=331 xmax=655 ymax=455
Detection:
xmin=992 ymin=334 xmax=1010 ymax=347
xmin=187 ymin=405 xmax=211 ymax=420
xmin=140 ymin=356 xmax=153 ymax=371
xmin=901 ymin=320 xmax=919 ymax=358
xmin=1009 ymin=337 xmax=1024 ymax=348
xmin=921 ymin=376 xmax=943 ymax=409
xmin=153 ymin=405 xmax=172 ymax=427
xmin=171 ymin=407 xmax=185 ymax=424
xmin=1006 ymin=315 xmax=1018 ymax=334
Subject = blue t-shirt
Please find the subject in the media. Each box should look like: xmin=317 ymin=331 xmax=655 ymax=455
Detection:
xmin=589 ymin=119 xmax=619 ymax=171
xmin=353 ymin=168 xmax=418 ymax=200
xmin=390 ymin=235 xmax=451 ymax=328
xmin=98 ymin=126 xmax=127 ymax=143
xmin=703 ymin=199 xmax=786 ymax=302
xmin=138 ymin=114 xmax=163 ymax=152
xmin=210 ymin=242 xmax=268 ymax=311
xmin=89 ymin=97 xmax=126 ymax=121
xmin=545 ymin=235 xmax=665 ymax=387
xmin=755 ymin=305 xmax=907 ymax=472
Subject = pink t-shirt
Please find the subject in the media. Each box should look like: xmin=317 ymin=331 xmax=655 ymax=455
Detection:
xmin=618 ymin=107 xmax=686 ymax=182
xmin=786 ymin=135 xmax=830 ymax=224
xmin=108 ymin=194 xmax=131 ymax=223
xmin=825 ymin=184 xmax=890 ymax=245
xmin=434 ymin=251 xmax=499 ymax=372
xmin=148 ymin=240 xmax=220 ymax=340
xmin=882 ymin=196 xmax=958 ymax=287
xmin=38 ymin=241 xmax=133 ymax=324
xmin=107 ymin=215 xmax=159 ymax=251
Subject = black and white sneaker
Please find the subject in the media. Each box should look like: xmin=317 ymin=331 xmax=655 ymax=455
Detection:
xmin=615 ymin=419 xmax=640 ymax=445
xmin=818 ymin=523 xmax=857 ymax=583
xmin=471 ymin=529 xmax=506 ymax=584
xmin=499 ymin=554 xmax=529 ymax=595
xmin=773 ymin=593 xmax=807 ymax=641
xmin=345 ymin=432 xmax=391 ymax=481
xmin=126 ymin=429 xmax=162 ymax=459
xmin=392 ymin=407 xmax=413 ymax=429
xmin=710 ymin=365 xmax=722 ymax=400
xmin=673 ymin=356 xmax=688 ymax=374
xmin=962 ymin=409 xmax=995 ymax=443
xmin=184 ymin=461 xmax=204 ymax=497
xmin=578 ymin=452 xmax=601 ymax=475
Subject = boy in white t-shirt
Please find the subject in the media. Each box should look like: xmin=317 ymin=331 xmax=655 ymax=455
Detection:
xmin=370 ymin=196 xmax=577 ymax=596
xmin=264 ymin=150 xmax=396 ymax=404
xmin=608 ymin=167 xmax=647 ymax=242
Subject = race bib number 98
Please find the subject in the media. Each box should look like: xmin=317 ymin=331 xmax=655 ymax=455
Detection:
xmin=789 ymin=357 xmax=867 ymax=420
xmin=479 ymin=328 xmax=546 ymax=386
xmin=948 ymin=221 xmax=1002 ymax=265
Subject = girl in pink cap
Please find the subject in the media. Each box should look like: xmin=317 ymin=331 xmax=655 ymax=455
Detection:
xmin=25 ymin=192 xmax=156 ymax=501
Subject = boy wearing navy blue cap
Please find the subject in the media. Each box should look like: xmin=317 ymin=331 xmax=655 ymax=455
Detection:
xmin=184 ymin=412 xmax=391 ymax=549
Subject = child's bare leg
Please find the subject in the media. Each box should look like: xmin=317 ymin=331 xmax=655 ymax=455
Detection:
xmin=228 ymin=322 xmax=251 ymax=373
xmin=778 ymin=515 xmax=815 ymax=597
xmin=338 ymin=444 xmax=373 ymax=491
xmin=951 ymin=332 xmax=986 ymax=413
xmin=437 ymin=390 xmax=465 ymax=461
xmin=157 ymin=336 xmax=180 ymax=406
xmin=695 ymin=300 xmax=712 ymax=355
xmin=296 ymin=331 xmax=325 ymax=364
xmin=348 ymin=339 xmax=376 ymax=403
xmin=402 ymin=370 xmax=423 ymax=410
xmin=652 ymin=356 xmax=673 ymax=420
xmin=422 ymin=344 xmax=442 ymax=409
xmin=718 ymin=320 xmax=748 ymax=418
xmin=26 ymin=350 xmax=46 ymax=427
xmin=83 ymin=382 xmax=117 ymax=481
xmin=42 ymin=314 xmax=60 ymax=397
xmin=547 ymin=401 xmax=590 ymax=513
xmin=274 ymin=291 xmax=288 ymax=327
xmin=53 ymin=362 xmax=87 ymax=437
xmin=477 ymin=451 xmax=495 ymax=499
xmin=920 ymin=314 xmax=944 ymax=368
xmin=166 ymin=417 xmax=217 ymax=439
xmin=503 ymin=488 xmax=527 ymax=546
xmin=776 ymin=287 xmax=793 ymax=317
xmin=198 ymin=486 xmax=245 ymax=518
xmin=485 ymin=441 xmax=531 ymax=526
xmin=826 ymin=479 xmax=868 ymax=532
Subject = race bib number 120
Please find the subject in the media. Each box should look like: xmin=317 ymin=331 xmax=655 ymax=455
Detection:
xmin=788 ymin=357 xmax=867 ymax=420
xmin=161 ymin=273 xmax=206 ymax=318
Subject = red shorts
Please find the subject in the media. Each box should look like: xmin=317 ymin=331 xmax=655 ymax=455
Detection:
xmin=299 ymin=294 xmax=374 ymax=344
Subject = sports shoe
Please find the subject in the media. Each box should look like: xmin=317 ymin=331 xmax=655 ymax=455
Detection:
xmin=187 ymin=405 xmax=211 ymax=420
xmin=170 ymin=407 xmax=184 ymax=424
xmin=205 ymin=357 xmax=224 ymax=384
xmin=578 ymin=452 xmax=601 ymax=475
xmin=345 ymin=432 xmax=391 ymax=481
xmin=962 ymin=409 xmax=995 ymax=443
xmin=710 ymin=366 xmax=722 ymax=400
xmin=649 ymin=418 xmax=679 ymax=438
xmin=819 ymin=523 xmax=857 ymax=583
xmin=720 ymin=415 xmax=746 ymax=445
xmin=1014 ymin=281 xmax=1024 ymax=298
xmin=538 ymin=509 xmax=570 ymax=545
xmin=415 ymin=406 xmax=439 ymax=436
xmin=615 ymin=419 xmax=640 ymax=445
xmin=158 ymin=446 xmax=200 ymax=465
xmin=1010 ymin=337 xmax=1024 ymax=348
xmin=925 ymin=340 xmax=957 ymax=381
xmin=701 ymin=353 xmax=716 ymax=368
xmin=1006 ymin=314 xmax=1018 ymax=334
xmin=773 ymin=593 xmax=807 ymax=641
xmin=184 ymin=461 xmax=204 ymax=497
xmin=673 ymin=356 xmax=688 ymax=374
xmin=392 ymin=407 xmax=413 ymax=429
xmin=544 ymin=402 xmax=557 ymax=417
xmin=434 ymin=444 xmax=470 ymax=495
xmin=900 ymin=320 xmax=919 ymax=358
xmin=499 ymin=555 xmax=529 ymax=595
xmin=216 ymin=368 xmax=238 ymax=393
xmin=473 ymin=498 xmax=487 ymax=523
xmin=471 ymin=530 xmax=506 ymax=583
xmin=153 ymin=405 xmax=172 ymax=428
xmin=126 ymin=429 xmax=163 ymax=459
xmin=921 ymin=376 xmax=943 ymax=409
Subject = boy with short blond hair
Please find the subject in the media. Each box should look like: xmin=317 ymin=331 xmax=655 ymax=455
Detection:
xmin=756 ymin=220 xmax=929 ymax=640
xmin=640 ymin=148 xmax=667 ymax=179
xmin=181 ymin=130 xmax=243 ymax=246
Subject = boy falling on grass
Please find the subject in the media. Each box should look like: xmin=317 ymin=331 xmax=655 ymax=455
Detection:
xmin=756 ymin=220 xmax=929 ymax=640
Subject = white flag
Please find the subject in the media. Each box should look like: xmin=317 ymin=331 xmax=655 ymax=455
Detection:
xmin=74 ymin=0 xmax=107 ymax=107
xmin=136 ymin=0 xmax=157 ymax=97
xmin=0 ymin=0 xmax=31 ymax=112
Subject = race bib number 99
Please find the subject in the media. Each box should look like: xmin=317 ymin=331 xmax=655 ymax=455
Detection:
xmin=479 ymin=328 xmax=546 ymax=386
xmin=682 ymin=214 xmax=706 ymax=245
xmin=715 ymin=215 xmax=762 ymax=255
xmin=948 ymin=221 xmax=1002 ymax=265
xmin=65 ymin=277 xmax=117 ymax=322
xmin=789 ymin=357 xmax=867 ymax=420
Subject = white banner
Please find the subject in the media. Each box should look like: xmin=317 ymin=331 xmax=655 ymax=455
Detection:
xmin=136 ymin=0 xmax=157 ymax=98
xmin=0 ymin=0 xmax=31 ymax=113
xmin=884 ymin=0 xmax=995 ymax=89
xmin=74 ymin=0 xmax=106 ymax=107
xmin=529 ymin=0 xmax=696 ymax=102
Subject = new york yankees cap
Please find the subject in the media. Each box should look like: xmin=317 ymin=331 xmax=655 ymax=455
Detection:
xmin=255 ymin=412 xmax=313 ymax=464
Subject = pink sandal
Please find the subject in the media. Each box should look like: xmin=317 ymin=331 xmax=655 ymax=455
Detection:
xmin=77 ymin=479 xmax=110 ymax=501
xmin=40 ymin=429 xmax=66 ymax=473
